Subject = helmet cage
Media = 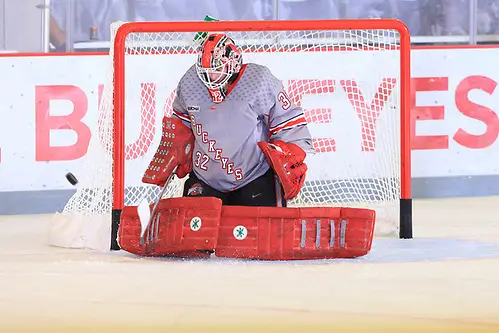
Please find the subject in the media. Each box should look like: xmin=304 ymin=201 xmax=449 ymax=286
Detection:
xmin=195 ymin=35 xmax=242 ymax=90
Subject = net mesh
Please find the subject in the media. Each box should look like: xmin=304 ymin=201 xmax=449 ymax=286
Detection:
xmin=61 ymin=22 xmax=402 ymax=236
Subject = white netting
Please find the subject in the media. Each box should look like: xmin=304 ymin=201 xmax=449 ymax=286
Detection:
xmin=57 ymin=22 xmax=403 ymax=247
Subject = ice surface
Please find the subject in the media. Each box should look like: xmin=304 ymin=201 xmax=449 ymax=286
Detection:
xmin=1 ymin=197 xmax=499 ymax=332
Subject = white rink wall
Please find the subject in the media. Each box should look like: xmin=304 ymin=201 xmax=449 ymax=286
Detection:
xmin=0 ymin=46 xmax=498 ymax=214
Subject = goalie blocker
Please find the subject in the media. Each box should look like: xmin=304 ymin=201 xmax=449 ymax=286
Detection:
xmin=118 ymin=197 xmax=376 ymax=260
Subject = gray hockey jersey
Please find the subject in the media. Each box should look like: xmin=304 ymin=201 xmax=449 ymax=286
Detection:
xmin=172 ymin=63 xmax=313 ymax=192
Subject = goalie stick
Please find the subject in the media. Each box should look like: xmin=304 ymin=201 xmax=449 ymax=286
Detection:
xmin=135 ymin=116 xmax=194 ymax=246
xmin=137 ymin=165 xmax=178 ymax=246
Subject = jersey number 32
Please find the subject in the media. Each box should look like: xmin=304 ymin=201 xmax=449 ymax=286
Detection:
xmin=195 ymin=151 xmax=209 ymax=171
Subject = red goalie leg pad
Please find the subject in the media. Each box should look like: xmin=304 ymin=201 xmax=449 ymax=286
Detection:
xmin=118 ymin=205 xmax=147 ymax=255
xmin=142 ymin=117 xmax=194 ymax=186
xmin=118 ymin=197 xmax=223 ymax=257
xmin=215 ymin=206 xmax=375 ymax=260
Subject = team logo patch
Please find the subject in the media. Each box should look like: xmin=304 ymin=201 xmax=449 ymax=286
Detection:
xmin=233 ymin=225 xmax=248 ymax=241
xmin=187 ymin=105 xmax=200 ymax=112
xmin=190 ymin=217 xmax=202 ymax=231
xmin=187 ymin=183 xmax=203 ymax=196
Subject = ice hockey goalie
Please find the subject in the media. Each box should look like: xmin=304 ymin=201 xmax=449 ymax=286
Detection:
xmin=117 ymin=33 xmax=377 ymax=260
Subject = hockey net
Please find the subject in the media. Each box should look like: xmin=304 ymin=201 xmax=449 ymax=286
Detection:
xmin=50 ymin=20 xmax=411 ymax=251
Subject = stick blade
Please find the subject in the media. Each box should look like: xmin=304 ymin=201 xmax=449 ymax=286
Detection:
xmin=137 ymin=199 xmax=151 ymax=239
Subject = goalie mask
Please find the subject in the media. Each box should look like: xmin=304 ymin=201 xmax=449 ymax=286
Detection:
xmin=195 ymin=33 xmax=242 ymax=103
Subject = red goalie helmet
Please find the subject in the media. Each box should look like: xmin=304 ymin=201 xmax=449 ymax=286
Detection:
xmin=195 ymin=33 xmax=242 ymax=91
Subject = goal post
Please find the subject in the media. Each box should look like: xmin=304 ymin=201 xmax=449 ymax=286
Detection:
xmin=50 ymin=19 xmax=412 ymax=252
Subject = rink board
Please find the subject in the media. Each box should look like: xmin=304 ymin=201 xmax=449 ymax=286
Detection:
xmin=1 ymin=47 xmax=499 ymax=214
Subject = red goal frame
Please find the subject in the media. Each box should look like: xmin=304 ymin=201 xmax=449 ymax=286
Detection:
xmin=110 ymin=19 xmax=412 ymax=250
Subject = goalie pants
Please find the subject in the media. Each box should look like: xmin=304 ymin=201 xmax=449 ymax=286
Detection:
xmin=183 ymin=168 xmax=287 ymax=207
